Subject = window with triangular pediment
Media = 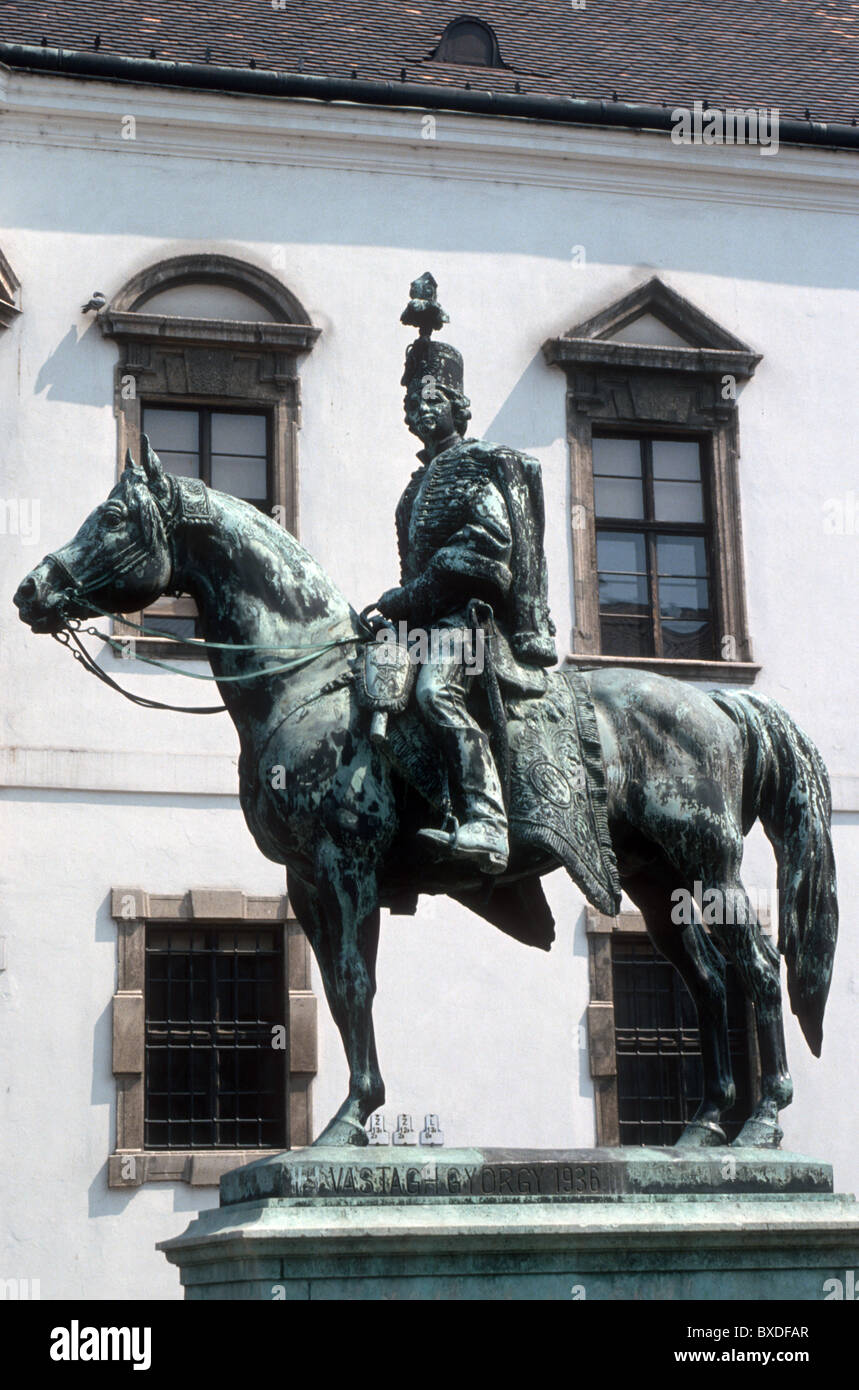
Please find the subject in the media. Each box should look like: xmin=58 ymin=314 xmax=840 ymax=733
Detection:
xmin=544 ymin=278 xmax=762 ymax=683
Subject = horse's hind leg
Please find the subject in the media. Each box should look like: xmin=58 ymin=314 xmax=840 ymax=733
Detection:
xmin=625 ymin=871 xmax=735 ymax=1148
xmin=287 ymin=847 xmax=384 ymax=1147
xmin=707 ymin=881 xmax=792 ymax=1149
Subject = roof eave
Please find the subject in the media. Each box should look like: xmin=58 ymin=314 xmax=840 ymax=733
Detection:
xmin=2 ymin=42 xmax=858 ymax=151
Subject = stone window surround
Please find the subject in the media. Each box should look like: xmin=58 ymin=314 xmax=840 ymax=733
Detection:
xmin=98 ymin=252 xmax=320 ymax=659
xmin=0 ymin=247 xmax=22 ymax=328
xmin=585 ymin=907 xmax=765 ymax=1147
xmin=108 ymin=888 xmax=317 ymax=1189
xmin=543 ymin=277 xmax=762 ymax=684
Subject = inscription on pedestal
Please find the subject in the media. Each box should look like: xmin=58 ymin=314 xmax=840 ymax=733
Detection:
xmin=279 ymin=1158 xmax=612 ymax=1199
xmin=219 ymin=1146 xmax=835 ymax=1208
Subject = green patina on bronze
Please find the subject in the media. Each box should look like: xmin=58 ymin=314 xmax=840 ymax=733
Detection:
xmin=217 ymin=1145 xmax=835 ymax=1206
xmin=14 ymin=275 xmax=838 ymax=1155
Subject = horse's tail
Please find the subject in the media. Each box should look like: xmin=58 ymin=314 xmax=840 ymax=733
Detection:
xmin=710 ymin=691 xmax=838 ymax=1056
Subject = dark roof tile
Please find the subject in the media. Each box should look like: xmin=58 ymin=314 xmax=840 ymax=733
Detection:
xmin=0 ymin=1 xmax=856 ymax=122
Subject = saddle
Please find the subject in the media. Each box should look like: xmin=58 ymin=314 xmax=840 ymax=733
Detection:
xmin=357 ymin=633 xmax=622 ymax=919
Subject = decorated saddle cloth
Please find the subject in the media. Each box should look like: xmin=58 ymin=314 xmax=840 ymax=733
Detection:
xmin=505 ymin=672 xmax=621 ymax=916
xmin=371 ymin=659 xmax=622 ymax=917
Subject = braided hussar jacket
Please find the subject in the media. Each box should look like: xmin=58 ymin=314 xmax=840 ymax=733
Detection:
xmin=394 ymin=437 xmax=557 ymax=667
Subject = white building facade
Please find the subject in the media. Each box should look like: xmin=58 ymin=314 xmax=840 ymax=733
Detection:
xmin=0 ymin=58 xmax=857 ymax=1298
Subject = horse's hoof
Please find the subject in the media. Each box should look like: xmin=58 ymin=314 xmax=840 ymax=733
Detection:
xmin=732 ymin=1119 xmax=783 ymax=1149
xmin=312 ymin=1116 xmax=369 ymax=1147
xmin=675 ymin=1119 xmax=728 ymax=1148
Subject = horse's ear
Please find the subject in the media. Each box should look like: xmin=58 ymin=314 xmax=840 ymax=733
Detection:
xmin=124 ymin=447 xmax=138 ymax=473
xmin=140 ymin=434 xmax=170 ymax=500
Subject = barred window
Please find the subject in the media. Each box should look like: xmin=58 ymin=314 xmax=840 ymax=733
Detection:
xmin=145 ymin=925 xmax=287 ymax=1150
xmin=612 ymin=936 xmax=752 ymax=1146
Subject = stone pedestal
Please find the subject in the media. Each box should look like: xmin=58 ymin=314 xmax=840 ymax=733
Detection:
xmin=158 ymin=1147 xmax=859 ymax=1300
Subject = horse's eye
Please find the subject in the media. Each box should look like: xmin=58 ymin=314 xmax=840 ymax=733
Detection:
xmin=102 ymin=510 xmax=124 ymax=528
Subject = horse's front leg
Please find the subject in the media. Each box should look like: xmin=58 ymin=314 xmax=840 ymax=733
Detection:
xmin=288 ymin=845 xmax=384 ymax=1147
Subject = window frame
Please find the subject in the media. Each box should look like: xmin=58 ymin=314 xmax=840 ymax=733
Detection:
xmin=136 ymin=400 xmax=274 ymax=649
xmin=543 ymin=277 xmax=762 ymax=683
xmin=109 ymin=889 xmax=317 ymax=1188
xmin=99 ymin=253 xmax=319 ymax=660
xmin=593 ymin=427 xmax=718 ymax=661
xmin=144 ymin=918 xmax=288 ymax=1153
xmin=433 ymin=17 xmax=504 ymax=67
xmin=140 ymin=401 xmax=273 ymax=505
xmin=585 ymin=908 xmax=762 ymax=1148
xmin=610 ymin=932 xmax=753 ymax=1146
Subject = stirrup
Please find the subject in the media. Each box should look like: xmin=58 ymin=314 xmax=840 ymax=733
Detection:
xmin=417 ymin=815 xmax=509 ymax=875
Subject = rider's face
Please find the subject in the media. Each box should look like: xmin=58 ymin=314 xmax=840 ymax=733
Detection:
xmin=405 ymin=386 xmax=455 ymax=444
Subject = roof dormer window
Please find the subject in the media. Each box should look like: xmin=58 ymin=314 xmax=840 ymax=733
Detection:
xmin=433 ymin=17 xmax=503 ymax=67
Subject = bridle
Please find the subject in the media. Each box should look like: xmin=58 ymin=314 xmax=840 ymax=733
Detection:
xmin=46 ymin=476 xmax=367 ymax=715
xmin=47 ymin=471 xmax=204 ymax=603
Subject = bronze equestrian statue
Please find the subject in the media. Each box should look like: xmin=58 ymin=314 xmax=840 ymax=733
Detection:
xmin=13 ymin=275 xmax=837 ymax=1152
xmin=372 ymin=272 xmax=557 ymax=874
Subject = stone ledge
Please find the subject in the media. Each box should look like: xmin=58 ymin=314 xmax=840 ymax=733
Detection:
xmin=0 ymin=746 xmax=240 ymax=796
xmin=563 ymin=654 xmax=761 ymax=684
xmin=99 ymin=310 xmax=320 ymax=354
xmin=544 ymin=336 xmax=761 ymax=381
xmin=109 ymin=888 xmax=292 ymax=922
xmin=158 ymin=1190 xmax=859 ymax=1301
xmin=162 ymin=1190 xmax=859 ymax=1260
xmin=108 ymin=1150 xmax=283 ymax=1188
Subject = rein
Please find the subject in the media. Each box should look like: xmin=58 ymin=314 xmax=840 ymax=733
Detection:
xmin=54 ymin=625 xmax=226 ymax=714
xmin=53 ymin=611 xmax=367 ymax=715
xmin=53 ymin=620 xmax=366 ymax=714
xmin=45 ymin=470 xmax=371 ymax=714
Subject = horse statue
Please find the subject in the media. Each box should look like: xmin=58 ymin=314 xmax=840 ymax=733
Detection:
xmin=14 ymin=441 xmax=838 ymax=1150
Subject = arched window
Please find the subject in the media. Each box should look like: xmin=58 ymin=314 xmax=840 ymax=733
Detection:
xmin=433 ymin=17 xmax=503 ymax=67
xmin=99 ymin=253 xmax=319 ymax=654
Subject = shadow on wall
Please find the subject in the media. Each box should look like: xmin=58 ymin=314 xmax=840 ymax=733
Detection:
xmin=35 ymin=323 xmax=106 ymax=405
xmin=480 ymin=350 xmax=566 ymax=452
xmin=9 ymin=152 xmax=856 ymax=291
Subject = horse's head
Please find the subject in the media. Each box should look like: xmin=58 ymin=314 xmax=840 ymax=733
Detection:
xmin=14 ymin=437 xmax=176 ymax=634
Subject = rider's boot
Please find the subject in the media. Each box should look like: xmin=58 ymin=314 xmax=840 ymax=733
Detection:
xmin=419 ymin=816 xmax=509 ymax=874
xmin=418 ymin=728 xmax=509 ymax=874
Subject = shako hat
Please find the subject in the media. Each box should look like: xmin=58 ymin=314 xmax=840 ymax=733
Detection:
xmin=400 ymin=272 xmax=464 ymax=395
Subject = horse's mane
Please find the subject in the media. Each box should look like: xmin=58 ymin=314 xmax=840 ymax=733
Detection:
xmin=173 ymin=478 xmax=357 ymax=625
xmin=208 ymin=487 xmax=316 ymax=573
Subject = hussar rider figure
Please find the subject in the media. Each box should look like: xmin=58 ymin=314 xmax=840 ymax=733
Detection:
xmin=372 ymin=273 xmax=557 ymax=875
